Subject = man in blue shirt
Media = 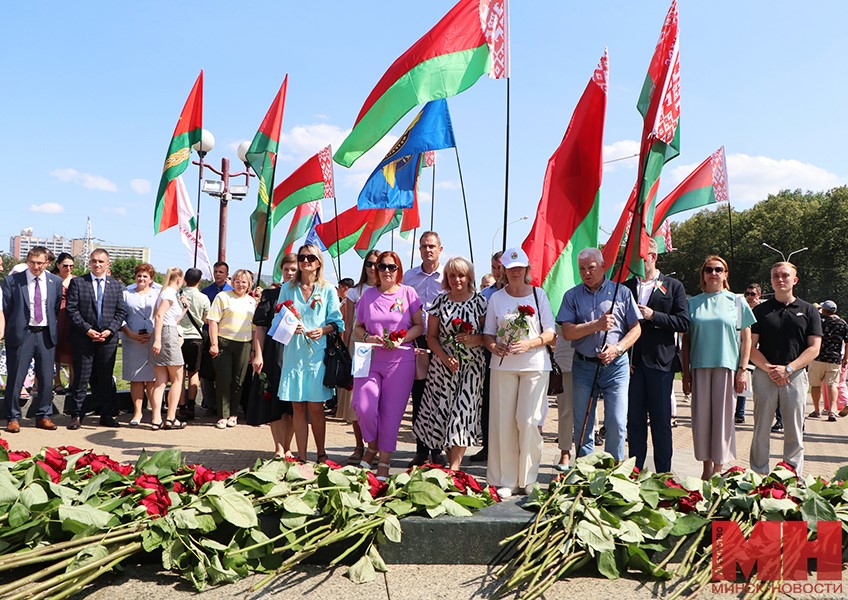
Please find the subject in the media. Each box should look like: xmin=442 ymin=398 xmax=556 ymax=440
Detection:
xmin=200 ymin=261 xmax=232 ymax=413
xmin=557 ymin=248 xmax=641 ymax=461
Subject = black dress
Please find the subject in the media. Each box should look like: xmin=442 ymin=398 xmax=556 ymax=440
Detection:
xmin=244 ymin=287 xmax=293 ymax=425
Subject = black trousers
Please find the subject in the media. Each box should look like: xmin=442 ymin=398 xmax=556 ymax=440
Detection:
xmin=69 ymin=339 xmax=119 ymax=418
xmin=627 ymin=362 xmax=674 ymax=473
xmin=4 ymin=329 xmax=55 ymax=422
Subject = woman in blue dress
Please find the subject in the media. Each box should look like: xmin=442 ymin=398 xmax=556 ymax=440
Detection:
xmin=276 ymin=243 xmax=344 ymax=463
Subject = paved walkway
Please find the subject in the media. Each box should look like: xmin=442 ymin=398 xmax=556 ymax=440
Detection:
xmin=4 ymin=383 xmax=848 ymax=599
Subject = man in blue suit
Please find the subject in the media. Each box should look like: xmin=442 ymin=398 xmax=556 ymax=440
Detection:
xmin=2 ymin=246 xmax=63 ymax=432
xmin=624 ymin=238 xmax=689 ymax=473
xmin=65 ymin=248 xmax=127 ymax=429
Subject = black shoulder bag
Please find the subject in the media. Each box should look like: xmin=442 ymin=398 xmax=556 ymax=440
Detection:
xmin=323 ymin=327 xmax=353 ymax=390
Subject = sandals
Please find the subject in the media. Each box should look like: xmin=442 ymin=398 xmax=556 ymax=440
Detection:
xmin=376 ymin=462 xmax=391 ymax=482
xmin=346 ymin=447 xmax=365 ymax=466
xmin=151 ymin=421 xmax=163 ymax=431
xmin=359 ymin=449 xmax=378 ymax=470
xmin=163 ymin=419 xmax=187 ymax=430
xmin=317 ymin=454 xmax=328 ymax=464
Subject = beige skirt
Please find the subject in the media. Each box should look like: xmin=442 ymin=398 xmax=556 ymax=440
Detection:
xmin=153 ymin=325 xmax=184 ymax=367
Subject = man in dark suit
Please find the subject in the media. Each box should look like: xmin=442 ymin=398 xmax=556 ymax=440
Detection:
xmin=624 ymin=238 xmax=689 ymax=472
xmin=65 ymin=248 xmax=127 ymax=429
xmin=2 ymin=246 xmax=63 ymax=432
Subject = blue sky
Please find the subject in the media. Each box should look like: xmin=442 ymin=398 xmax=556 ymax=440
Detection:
xmin=4 ymin=1 xmax=846 ymax=280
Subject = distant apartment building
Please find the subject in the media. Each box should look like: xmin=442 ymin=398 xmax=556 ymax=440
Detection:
xmin=10 ymin=229 xmax=149 ymax=262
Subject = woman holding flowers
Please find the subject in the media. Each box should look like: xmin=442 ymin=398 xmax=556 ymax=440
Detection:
xmin=414 ymin=257 xmax=487 ymax=470
xmin=483 ymin=248 xmax=556 ymax=499
xmin=352 ymin=251 xmax=424 ymax=481
xmin=207 ymin=269 xmax=256 ymax=429
xmin=681 ymin=255 xmax=755 ymax=480
xmin=277 ymin=244 xmax=344 ymax=464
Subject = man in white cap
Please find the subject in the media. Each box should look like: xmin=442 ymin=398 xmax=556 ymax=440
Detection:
xmin=556 ymin=247 xmax=641 ymax=461
xmin=808 ymin=300 xmax=848 ymax=422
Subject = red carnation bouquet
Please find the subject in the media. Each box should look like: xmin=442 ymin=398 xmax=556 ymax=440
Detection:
xmin=496 ymin=305 xmax=536 ymax=365
xmin=445 ymin=317 xmax=475 ymax=363
xmin=382 ymin=328 xmax=407 ymax=350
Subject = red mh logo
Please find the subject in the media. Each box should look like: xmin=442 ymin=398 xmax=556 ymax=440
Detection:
xmin=712 ymin=521 xmax=842 ymax=581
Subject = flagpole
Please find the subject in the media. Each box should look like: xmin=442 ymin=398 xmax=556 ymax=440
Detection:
xmin=255 ymin=201 xmax=272 ymax=288
xmin=726 ymin=201 xmax=735 ymax=274
xmin=193 ymin=154 xmax=204 ymax=268
xmin=410 ymin=229 xmax=417 ymax=269
xmin=390 ymin=228 xmax=394 ymax=252
xmin=501 ymin=77 xmax=511 ymax=251
xmin=429 ymin=161 xmax=436 ymax=230
xmin=453 ymin=148 xmax=474 ymax=263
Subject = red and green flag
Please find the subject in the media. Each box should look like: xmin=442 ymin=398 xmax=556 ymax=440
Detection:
xmin=271 ymin=145 xmax=335 ymax=228
xmin=153 ymin=71 xmax=203 ymax=234
xmin=650 ymin=146 xmax=728 ymax=232
xmin=334 ymin=0 xmax=509 ymax=167
xmin=354 ymin=209 xmax=402 ymax=258
xmin=314 ymin=206 xmax=371 ymax=258
xmin=273 ymin=200 xmax=322 ymax=282
xmin=624 ymin=0 xmax=680 ymax=278
xmin=248 ymin=76 xmax=288 ymax=261
xmin=521 ymin=50 xmax=608 ymax=317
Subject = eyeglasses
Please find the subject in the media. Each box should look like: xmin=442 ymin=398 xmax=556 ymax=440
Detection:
xmin=297 ymin=254 xmax=319 ymax=263
xmin=703 ymin=266 xmax=725 ymax=274
xmin=377 ymin=263 xmax=399 ymax=272
xmin=60 ymin=263 xmax=74 ymax=269
xmin=364 ymin=260 xmax=376 ymax=268
xmin=744 ymin=291 xmax=758 ymax=297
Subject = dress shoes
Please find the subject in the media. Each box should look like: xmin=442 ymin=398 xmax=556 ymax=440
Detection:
xmin=468 ymin=449 xmax=488 ymax=463
xmin=5 ymin=420 xmax=21 ymax=433
xmin=67 ymin=417 xmax=81 ymax=430
xmin=36 ymin=417 xmax=58 ymax=430
xmin=99 ymin=416 xmax=121 ymax=428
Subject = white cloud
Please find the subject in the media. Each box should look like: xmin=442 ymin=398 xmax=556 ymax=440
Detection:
xmin=603 ymin=140 xmax=640 ymax=171
xmin=102 ymin=206 xmax=128 ymax=216
xmin=50 ymin=168 xmax=118 ymax=192
xmin=435 ymin=180 xmax=461 ymax=190
xmin=29 ymin=202 xmax=64 ymax=214
xmin=129 ymin=178 xmax=151 ymax=194
xmin=667 ymin=153 xmax=846 ymax=206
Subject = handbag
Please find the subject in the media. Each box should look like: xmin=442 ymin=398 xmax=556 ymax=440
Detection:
xmin=531 ymin=287 xmax=563 ymax=396
xmin=323 ymin=331 xmax=353 ymax=390
xmin=185 ymin=305 xmax=215 ymax=381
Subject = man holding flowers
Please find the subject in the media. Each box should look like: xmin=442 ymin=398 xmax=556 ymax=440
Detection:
xmin=557 ymin=247 xmax=641 ymax=462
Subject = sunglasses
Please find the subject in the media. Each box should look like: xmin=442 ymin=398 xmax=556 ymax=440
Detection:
xmin=377 ymin=263 xmax=399 ymax=272
xmin=364 ymin=260 xmax=376 ymax=268
xmin=297 ymin=254 xmax=319 ymax=263
xmin=60 ymin=263 xmax=74 ymax=268
xmin=744 ymin=291 xmax=758 ymax=297
xmin=703 ymin=266 xmax=725 ymax=274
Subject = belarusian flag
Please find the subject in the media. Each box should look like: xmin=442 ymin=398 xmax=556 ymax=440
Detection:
xmin=247 ymin=76 xmax=288 ymax=261
xmin=650 ymin=146 xmax=729 ymax=232
xmin=174 ymin=175 xmax=213 ymax=279
xmin=273 ymin=200 xmax=322 ymax=282
xmin=354 ymin=209 xmax=402 ymax=257
xmin=624 ymin=0 xmax=680 ymax=278
xmin=315 ymin=206 xmax=371 ymax=258
xmin=654 ymin=219 xmax=674 ymax=253
xmin=521 ymin=50 xmax=607 ymax=317
xmin=153 ymin=71 xmax=203 ymax=234
xmin=271 ymin=145 xmax=335 ymax=227
xmin=334 ymin=0 xmax=509 ymax=167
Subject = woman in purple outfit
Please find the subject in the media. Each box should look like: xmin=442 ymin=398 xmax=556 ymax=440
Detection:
xmin=351 ymin=251 xmax=424 ymax=481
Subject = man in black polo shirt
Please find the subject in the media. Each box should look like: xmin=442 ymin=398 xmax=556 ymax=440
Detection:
xmin=749 ymin=262 xmax=822 ymax=475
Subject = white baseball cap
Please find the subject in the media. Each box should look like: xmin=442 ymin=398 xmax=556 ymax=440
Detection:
xmin=500 ymin=248 xmax=529 ymax=269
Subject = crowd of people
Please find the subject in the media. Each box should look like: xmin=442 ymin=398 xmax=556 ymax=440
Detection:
xmin=1 ymin=234 xmax=843 ymax=500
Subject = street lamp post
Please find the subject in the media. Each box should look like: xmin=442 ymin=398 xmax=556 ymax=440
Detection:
xmin=491 ymin=215 xmax=529 ymax=257
xmin=192 ymin=133 xmax=253 ymax=263
xmin=761 ymin=242 xmax=809 ymax=263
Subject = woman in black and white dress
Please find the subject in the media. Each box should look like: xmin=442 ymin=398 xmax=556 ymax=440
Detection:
xmin=414 ymin=257 xmax=487 ymax=470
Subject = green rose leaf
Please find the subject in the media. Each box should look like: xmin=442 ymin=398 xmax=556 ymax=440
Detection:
xmin=627 ymin=545 xmax=672 ymax=580
xmin=597 ymin=549 xmax=620 ymax=579
xmin=138 ymin=449 xmax=182 ymax=477
xmin=669 ymin=513 xmax=710 ymax=537
xmin=407 ymin=480 xmax=448 ymax=508
xmin=347 ymin=553 xmax=377 ymax=583
xmin=59 ymin=503 xmax=115 ymax=532
xmin=282 ymin=495 xmax=317 ymax=516
xmin=451 ymin=495 xmax=489 ymax=510
xmin=20 ymin=482 xmax=49 ymax=508
xmin=319 ymin=467 xmax=354 ymax=489
xmin=384 ymin=499 xmax=415 ymax=517
xmin=368 ymin=544 xmax=388 ymax=572
xmin=142 ymin=528 xmax=167 ymax=553
xmin=442 ymin=497 xmax=473 ymax=517
xmin=67 ymin=544 xmax=110 ymax=573
xmin=171 ymin=508 xmax=203 ymax=530
xmin=206 ymin=485 xmax=258 ymax=528
xmin=609 ymin=476 xmax=641 ymax=504
xmin=589 ymin=473 xmax=608 ymax=496
xmin=800 ymin=493 xmax=838 ymax=531
xmin=760 ymin=497 xmax=800 ymax=514
xmin=575 ymin=521 xmax=615 ymax=554
xmin=0 ymin=476 xmax=19 ymax=504
xmin=833 ymin=465 xmax=848 ymax=482
xmin=8 ymin=502 xmax=30 ymax=528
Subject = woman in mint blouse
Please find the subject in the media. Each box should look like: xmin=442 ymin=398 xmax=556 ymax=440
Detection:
xmin=276 ymin=244 xmax=344 ymax=463
xmin=681 ymin=255 xmax=755 ymax=480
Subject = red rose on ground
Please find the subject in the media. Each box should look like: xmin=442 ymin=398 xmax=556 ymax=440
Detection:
xmin=0 ymin=437 xmax=8 ymax=450
xmin=679 ymin=490 xmax=703 ymax=513
xmin=8 ymin=450 xmax=31 ymax=461
xmin=140 ymin=489 xmax=171 ymax=516
xmin=37 ymin=461 xmax=62 ymax=483
xmin=366 ymin=471 xmax=388 ymax=498
xmin=58 ymin=445 xmax=84 ymax=455
xmin=42 ymin=447 xmax=67 ymax=473
xmin=775 ymin=461 xmax=797 ymax=474
xmin=172 ymin=481 xmax=189 ymax=494
xmin=324 ymin=459 xmax=343 ymax=470
xmin=487 ymin=485 xmax=502 ymax=503
xmin=658 ymin=500 xmax=674 ymax=508
xmin=450 ymin=470 xmax=483 ymax=494
xmin=722 ymin=466 xmax=746 ymax=476
xmin=664 ymin=478 xmax=683 ymax=489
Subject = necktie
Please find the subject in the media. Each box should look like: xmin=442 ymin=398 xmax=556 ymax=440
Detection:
xmin=96 ymin=278 xmax=104 ymax=328
xmin=34 ymin=276 xmax=43 ymax=324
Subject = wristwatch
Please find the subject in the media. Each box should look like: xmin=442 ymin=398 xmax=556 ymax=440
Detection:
xmin=785 ymin=365 xmax=795 ymax=375
xmin=615 ymin=344 xmax=624 ymax=356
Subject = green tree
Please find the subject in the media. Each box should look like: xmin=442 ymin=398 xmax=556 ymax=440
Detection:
xmin=109 ymin=258 xmax=143 ymax=285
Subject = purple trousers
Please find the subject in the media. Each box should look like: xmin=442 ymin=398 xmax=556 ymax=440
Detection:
xmin=352 ymin=348 xmax=415 ymax=453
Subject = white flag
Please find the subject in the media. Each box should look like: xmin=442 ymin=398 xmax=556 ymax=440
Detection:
xmin=175 ymin=175 xmax=213 ymax=279
xmin=269 ymin=307 xmax=299 ymax=345
xmin=352 ymin=343 xmax=375 ymax=378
